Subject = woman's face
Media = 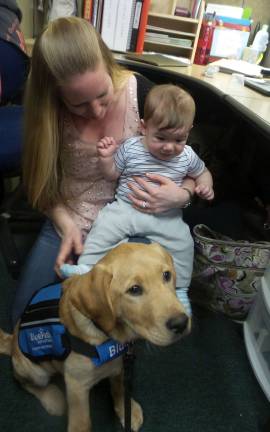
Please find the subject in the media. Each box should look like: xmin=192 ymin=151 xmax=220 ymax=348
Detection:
xmin=60 ymin=63 xmax=114 ymax=120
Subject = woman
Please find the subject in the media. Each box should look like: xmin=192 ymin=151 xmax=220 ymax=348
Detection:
xmin=12 ymin=16 xmax=195 ymax=325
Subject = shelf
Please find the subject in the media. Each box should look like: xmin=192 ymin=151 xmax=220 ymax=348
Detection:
xmin=149 ymin=12 xmax=200 ymax=24
xmin=145 ymin=0 xmax=205 ymax=64
xmin=147 ymin=25 xmax=196 ymax=38
xmin=144 ymin=41 xmax=192 ymax=50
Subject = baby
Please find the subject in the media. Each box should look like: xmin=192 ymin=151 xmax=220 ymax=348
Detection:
xmin=61 ymin=84 xmax=214 ymax=316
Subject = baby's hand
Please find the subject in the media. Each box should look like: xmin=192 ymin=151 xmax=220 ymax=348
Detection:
xmin=97 ymin=136 xmax=117 ymax=158
xmin=195 ymin=184 xmax=214 ymax=201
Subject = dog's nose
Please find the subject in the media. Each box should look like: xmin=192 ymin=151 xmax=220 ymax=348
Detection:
xmin=166 ymin=314 xmax=188 ymax=334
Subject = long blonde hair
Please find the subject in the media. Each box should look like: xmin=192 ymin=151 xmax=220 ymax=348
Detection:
xmin=23 ymin=16 xmax=131 ymax=211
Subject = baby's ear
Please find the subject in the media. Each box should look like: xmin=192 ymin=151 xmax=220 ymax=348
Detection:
xmin=140 ymin=119 xmax=146 ymax=134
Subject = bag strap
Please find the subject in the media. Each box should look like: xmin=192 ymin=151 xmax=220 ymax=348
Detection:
xmin=193 ymin=224 xmax=270 ymax=249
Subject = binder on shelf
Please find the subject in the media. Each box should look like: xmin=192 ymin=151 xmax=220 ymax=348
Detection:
xmin=191 ymin=0 xmax=202 ymax=19
xmin=128 ymin=0 xmax=143 ymax=52
xmin=101 ymin=0 xmax=119 ymax=50
xmin=83 ymin=0 xmax=93 ymax=21
xmin=113 ymin=0 xmax=136 ymax=52
xmin=91 ymin=0 xmax=99 ymax=27
xmin=135 ymin=0 xmax=151 ymax=53
xmin=95 ymin=0 xmax=104 ymax=32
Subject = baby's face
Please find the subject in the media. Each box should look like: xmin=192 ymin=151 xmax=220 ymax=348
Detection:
xmin=142 ymin=121 xmax=191 ymax=161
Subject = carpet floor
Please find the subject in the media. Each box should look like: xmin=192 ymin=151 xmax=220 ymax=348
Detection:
xmin=0 ymin=240 xmax=269 ymax=432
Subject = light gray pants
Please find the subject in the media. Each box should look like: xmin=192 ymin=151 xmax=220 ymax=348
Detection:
xmin=79 ymin=199 xmax=194 ymax=289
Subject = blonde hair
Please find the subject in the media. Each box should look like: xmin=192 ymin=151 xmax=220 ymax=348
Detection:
xmin=144 ymin=84 xmax=195 ymax=130
xmin=23 ymin=16 xmax=131 ymax=211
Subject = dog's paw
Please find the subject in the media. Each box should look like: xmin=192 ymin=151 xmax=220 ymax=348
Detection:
xmin=130 ymin=399 xmax=143 ymax=432
xmin=118 ymin=399 xmax=143 ymax=432
xmin=40 ymin=384 xmax=66 ymax=416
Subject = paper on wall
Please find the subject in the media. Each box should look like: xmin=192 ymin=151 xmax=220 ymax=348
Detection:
xmin=210 ymin=28 xmax=250 ymax=59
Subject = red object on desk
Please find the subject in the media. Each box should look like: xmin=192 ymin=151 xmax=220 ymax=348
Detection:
xmin=194 ymin=19 xmax=216 ymax=65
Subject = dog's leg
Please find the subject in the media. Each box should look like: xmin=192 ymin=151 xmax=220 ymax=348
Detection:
xmin=0 ymin=329 xmax=12 ymax=355
xmin=24 ymin=383 xmax=66 ymax=416
xmin=110 ymin=372 xmax=143 ymax=432
xmin=12 ymin=353 xmax=66 ymax=416
xmin=65 ymin=375 xmax=91 ymax=432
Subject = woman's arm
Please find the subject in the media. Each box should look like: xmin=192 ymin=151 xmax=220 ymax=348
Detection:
xmin=128 ymin=174 xmax=195 ymax=213
xmin=47 ymin=204 xmax=83 ymax=271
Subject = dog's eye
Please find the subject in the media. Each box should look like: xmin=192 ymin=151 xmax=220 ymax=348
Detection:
xmin=127 ymin=285 xmax=143 ymax=296
xmin=163 ymin=271 xmax=171 ymax=282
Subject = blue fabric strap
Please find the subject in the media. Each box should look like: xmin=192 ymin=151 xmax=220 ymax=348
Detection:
xmin=67 ymin=331 xmax=128 ymax=367
xmin=93 ymin=339 xmax=128 ymax=366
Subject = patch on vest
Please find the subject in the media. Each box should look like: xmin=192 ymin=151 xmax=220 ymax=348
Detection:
xmin=18 ymin=283 xmax=69 ymax=362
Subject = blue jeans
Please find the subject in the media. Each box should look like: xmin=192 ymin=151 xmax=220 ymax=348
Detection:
xmin=12 ymin=220 xmax=61 ymax=326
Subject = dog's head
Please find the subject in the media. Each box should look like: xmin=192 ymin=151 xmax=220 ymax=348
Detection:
xmin=62 ymin=243 xmax=191 ymax=346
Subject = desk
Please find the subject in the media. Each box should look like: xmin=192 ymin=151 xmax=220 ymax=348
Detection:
xmin=166 ymin=63 xmax=270 ymax=135
xmin=117 ymin=55 xmax=270 ymax=135
xmin=25 ymin=38 xmax=269 ymax=130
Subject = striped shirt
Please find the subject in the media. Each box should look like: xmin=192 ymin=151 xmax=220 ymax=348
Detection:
xmin=114 ymin=136 xmax=205 ymax=203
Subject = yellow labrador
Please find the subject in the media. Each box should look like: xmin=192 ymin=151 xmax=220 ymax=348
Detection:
xmin=0 ymin=242 xmax=190 ymax=432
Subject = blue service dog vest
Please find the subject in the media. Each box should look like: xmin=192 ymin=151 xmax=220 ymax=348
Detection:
xmin=18 ymin=283 xmax=128 ymax=366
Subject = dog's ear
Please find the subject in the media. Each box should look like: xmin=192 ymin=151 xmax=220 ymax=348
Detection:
xmin=62 ymin=263 xmax=116 ymax=334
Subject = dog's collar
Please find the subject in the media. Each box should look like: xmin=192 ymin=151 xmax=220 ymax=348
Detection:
xmin=66 ymin=329 xmax=128 ymax=367
xmin=68 ymin=305 xmax=129 ymax=366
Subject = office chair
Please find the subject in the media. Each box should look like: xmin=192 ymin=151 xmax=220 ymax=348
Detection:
xmin=0 ymin=105 xmax=44 ymax=279
xmin=0 ymin=39 xmax=29 ymax=105
xmin=0 ymin=39 xmax=44 ymax=279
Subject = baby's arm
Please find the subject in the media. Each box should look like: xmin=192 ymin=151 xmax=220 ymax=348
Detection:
xmin=97 ymin=136 xmax=121 ymax=181
xmin=194 ymin=168 xmax=214 ymax=200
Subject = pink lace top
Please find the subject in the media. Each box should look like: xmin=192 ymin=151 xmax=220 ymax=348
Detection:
xmin=60 ymin=74 xmax=141 ymax=237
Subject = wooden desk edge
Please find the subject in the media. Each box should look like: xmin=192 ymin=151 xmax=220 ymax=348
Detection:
xmin=118 ymin=56 xmax=270 ymax=135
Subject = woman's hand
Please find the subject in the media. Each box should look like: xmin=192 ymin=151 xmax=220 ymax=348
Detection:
xmin=55 ymin=223 xmax=83 ymax=273
xmin=128 ymin=173 xmax=195 ymax=213
xmin=48 ymin=205 xmax=83 ymax=274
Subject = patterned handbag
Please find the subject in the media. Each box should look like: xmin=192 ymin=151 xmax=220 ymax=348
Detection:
xmin=189 ymin=224 xmax=270 ymax=320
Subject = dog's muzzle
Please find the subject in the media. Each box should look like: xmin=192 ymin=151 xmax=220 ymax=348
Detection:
xmin=166 ymin=314 xmax=189 ymax=335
